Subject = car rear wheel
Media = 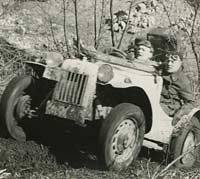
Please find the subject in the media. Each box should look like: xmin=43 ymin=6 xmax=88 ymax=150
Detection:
xmin=170 ymin=116 xmax=200 ymax=168
xmin=98 ymin=103 xmax=145 ymax=171
xmin=0 ymin=75 xmax=34 ymax=142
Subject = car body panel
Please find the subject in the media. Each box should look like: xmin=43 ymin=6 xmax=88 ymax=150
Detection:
xmin=23 ymin=50 xmax=198 ymax=148
xmin=95 ymin=61 xmax=173 ymax=144
xmin=25 ymin=59 xmax=174 ymax=144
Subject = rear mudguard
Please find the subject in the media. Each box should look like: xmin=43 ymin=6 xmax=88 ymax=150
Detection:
xmin=171 ymin=107 xmax=200 ymax=137
xmin=143 ymin=107 xmax=200 ymax=151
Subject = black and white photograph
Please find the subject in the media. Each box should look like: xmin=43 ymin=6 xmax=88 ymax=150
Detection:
xmin=0 ymin=0 xmax=200 ymax=178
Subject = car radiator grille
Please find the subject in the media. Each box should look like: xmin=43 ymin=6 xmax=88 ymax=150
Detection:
xmin=53 ymin=71 xmax=89 ymax=106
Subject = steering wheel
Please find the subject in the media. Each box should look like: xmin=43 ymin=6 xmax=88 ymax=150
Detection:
xmin=108 ymin=48 xmax=127 ymax=59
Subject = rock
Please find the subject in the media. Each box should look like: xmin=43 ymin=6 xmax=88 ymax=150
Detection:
xmin=145 ymin=9 xmax=152 ymax=15
xmin=127 ymin=25 xmax=138 ymax=34
xmin=138 ymin=15 xmax=149 ymax=28
xmin=15 ymin=25 xmax=26 ymax=36
xmin=155 ymin=4 xmax=163 ymax=13
xmin=113 ymin=22 xmax=119 ymax=32
xmin=0 ymin=6 xmax=3 ymax=16
xmin=113 ymin=14 xmax=117 ymax=22
xmin=151 ymin=0 xmax=158 ymax=7
xmin=1 ymin=0 xmax=10 ymax=7
xmin=119 ymin=20 xmax=126 ymax=30
xmin=136 ymin=3 xmax=147 ymax=13
xmin=148 ymin=16 xmax=155 ymax=27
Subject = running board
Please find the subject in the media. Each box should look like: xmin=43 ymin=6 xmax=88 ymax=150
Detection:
xmin=143 ymin=139 xmax=163 ymax=150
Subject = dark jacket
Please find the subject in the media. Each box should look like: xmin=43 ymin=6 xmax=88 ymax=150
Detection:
xmin=160 ymin=67 xmax=195 ymax=117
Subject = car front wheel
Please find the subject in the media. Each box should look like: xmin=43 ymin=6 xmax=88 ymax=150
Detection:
xmin=98 ymin=103 xmax=145 ymax=171
xmin=0 ymin=75 xmax=34 ymax=142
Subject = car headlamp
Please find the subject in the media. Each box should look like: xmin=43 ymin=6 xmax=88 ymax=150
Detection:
xmin=97 ymin=64 xmax=114 ymax=83
xmin=45 ymin=52 xmax=64 ymax=67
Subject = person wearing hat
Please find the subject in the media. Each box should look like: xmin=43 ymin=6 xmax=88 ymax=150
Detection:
xmin=135 ymin=39 xmax=154 ymax=62
xmin=127 ymin=38 xmax=158 ymax=67
xmin=160 ymin=51 xmax=195 ymax=126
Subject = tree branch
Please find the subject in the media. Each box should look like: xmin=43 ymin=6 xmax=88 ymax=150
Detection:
xmin=73 ymin=0 xmax=80 ymax=54
xmin=185 ymin=2 xmax=200 ymax=86
xmin=117 ymin=0 xmax=135 ymax=49
xmin=117 ymin=0 xmax=148 ymax=49
xmin=36 ymin=2 xmax=60 ymax=52
xmin=152 ymin=142 xmax=200 ymax=179
xmin=63 ymin=0 xmax=71 ymax=57
xmin=110 ymin=0 xmax=115 ymax=47
xmin=94 ymin=0 xmax=97 ymax=48
xmin=96 ymin=0 xmax=106 ymax=49
xmin=158 ymin=0 xmax=177 ymax=49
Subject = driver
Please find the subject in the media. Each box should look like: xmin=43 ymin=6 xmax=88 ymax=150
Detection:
xmin=127 ymin=39 xmax=158 ymax=67
xmin=160 ymin=51 xmax=195 ymax=125
xmin=135 ymin=39 xmax=154 ymax=62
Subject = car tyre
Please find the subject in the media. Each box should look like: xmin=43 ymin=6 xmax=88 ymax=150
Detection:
xmin=0 ymin=75 xmax=33 ymax=142
xmin=98 ymin=103 xmax=145 ymax=171
xmin=170 ymin=116 xmax=200 ymax=168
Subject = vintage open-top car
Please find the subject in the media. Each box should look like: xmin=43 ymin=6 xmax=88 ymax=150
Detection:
xmin=1 ymin=28 xmax=200 ymax=171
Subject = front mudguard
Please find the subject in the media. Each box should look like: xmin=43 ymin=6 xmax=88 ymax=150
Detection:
xmin=24 ymin=61 xmax=46 ymax=78
xmin=23 ymin=61 xmax=57 ymax=109
xmin=171 ymin=107 xmax=200 ymax=137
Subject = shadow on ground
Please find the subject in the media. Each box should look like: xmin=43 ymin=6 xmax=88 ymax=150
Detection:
xmin=19 ymin=116 xmax=166 ymax=170
xmin=139 ymin=146 xmax=166 ymax=164
xmin=22 ymin=116 xmax=103 ymax=170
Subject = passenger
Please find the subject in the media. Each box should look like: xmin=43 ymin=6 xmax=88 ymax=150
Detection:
xmin=160 ymin=51 xmax=195 ymax=125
